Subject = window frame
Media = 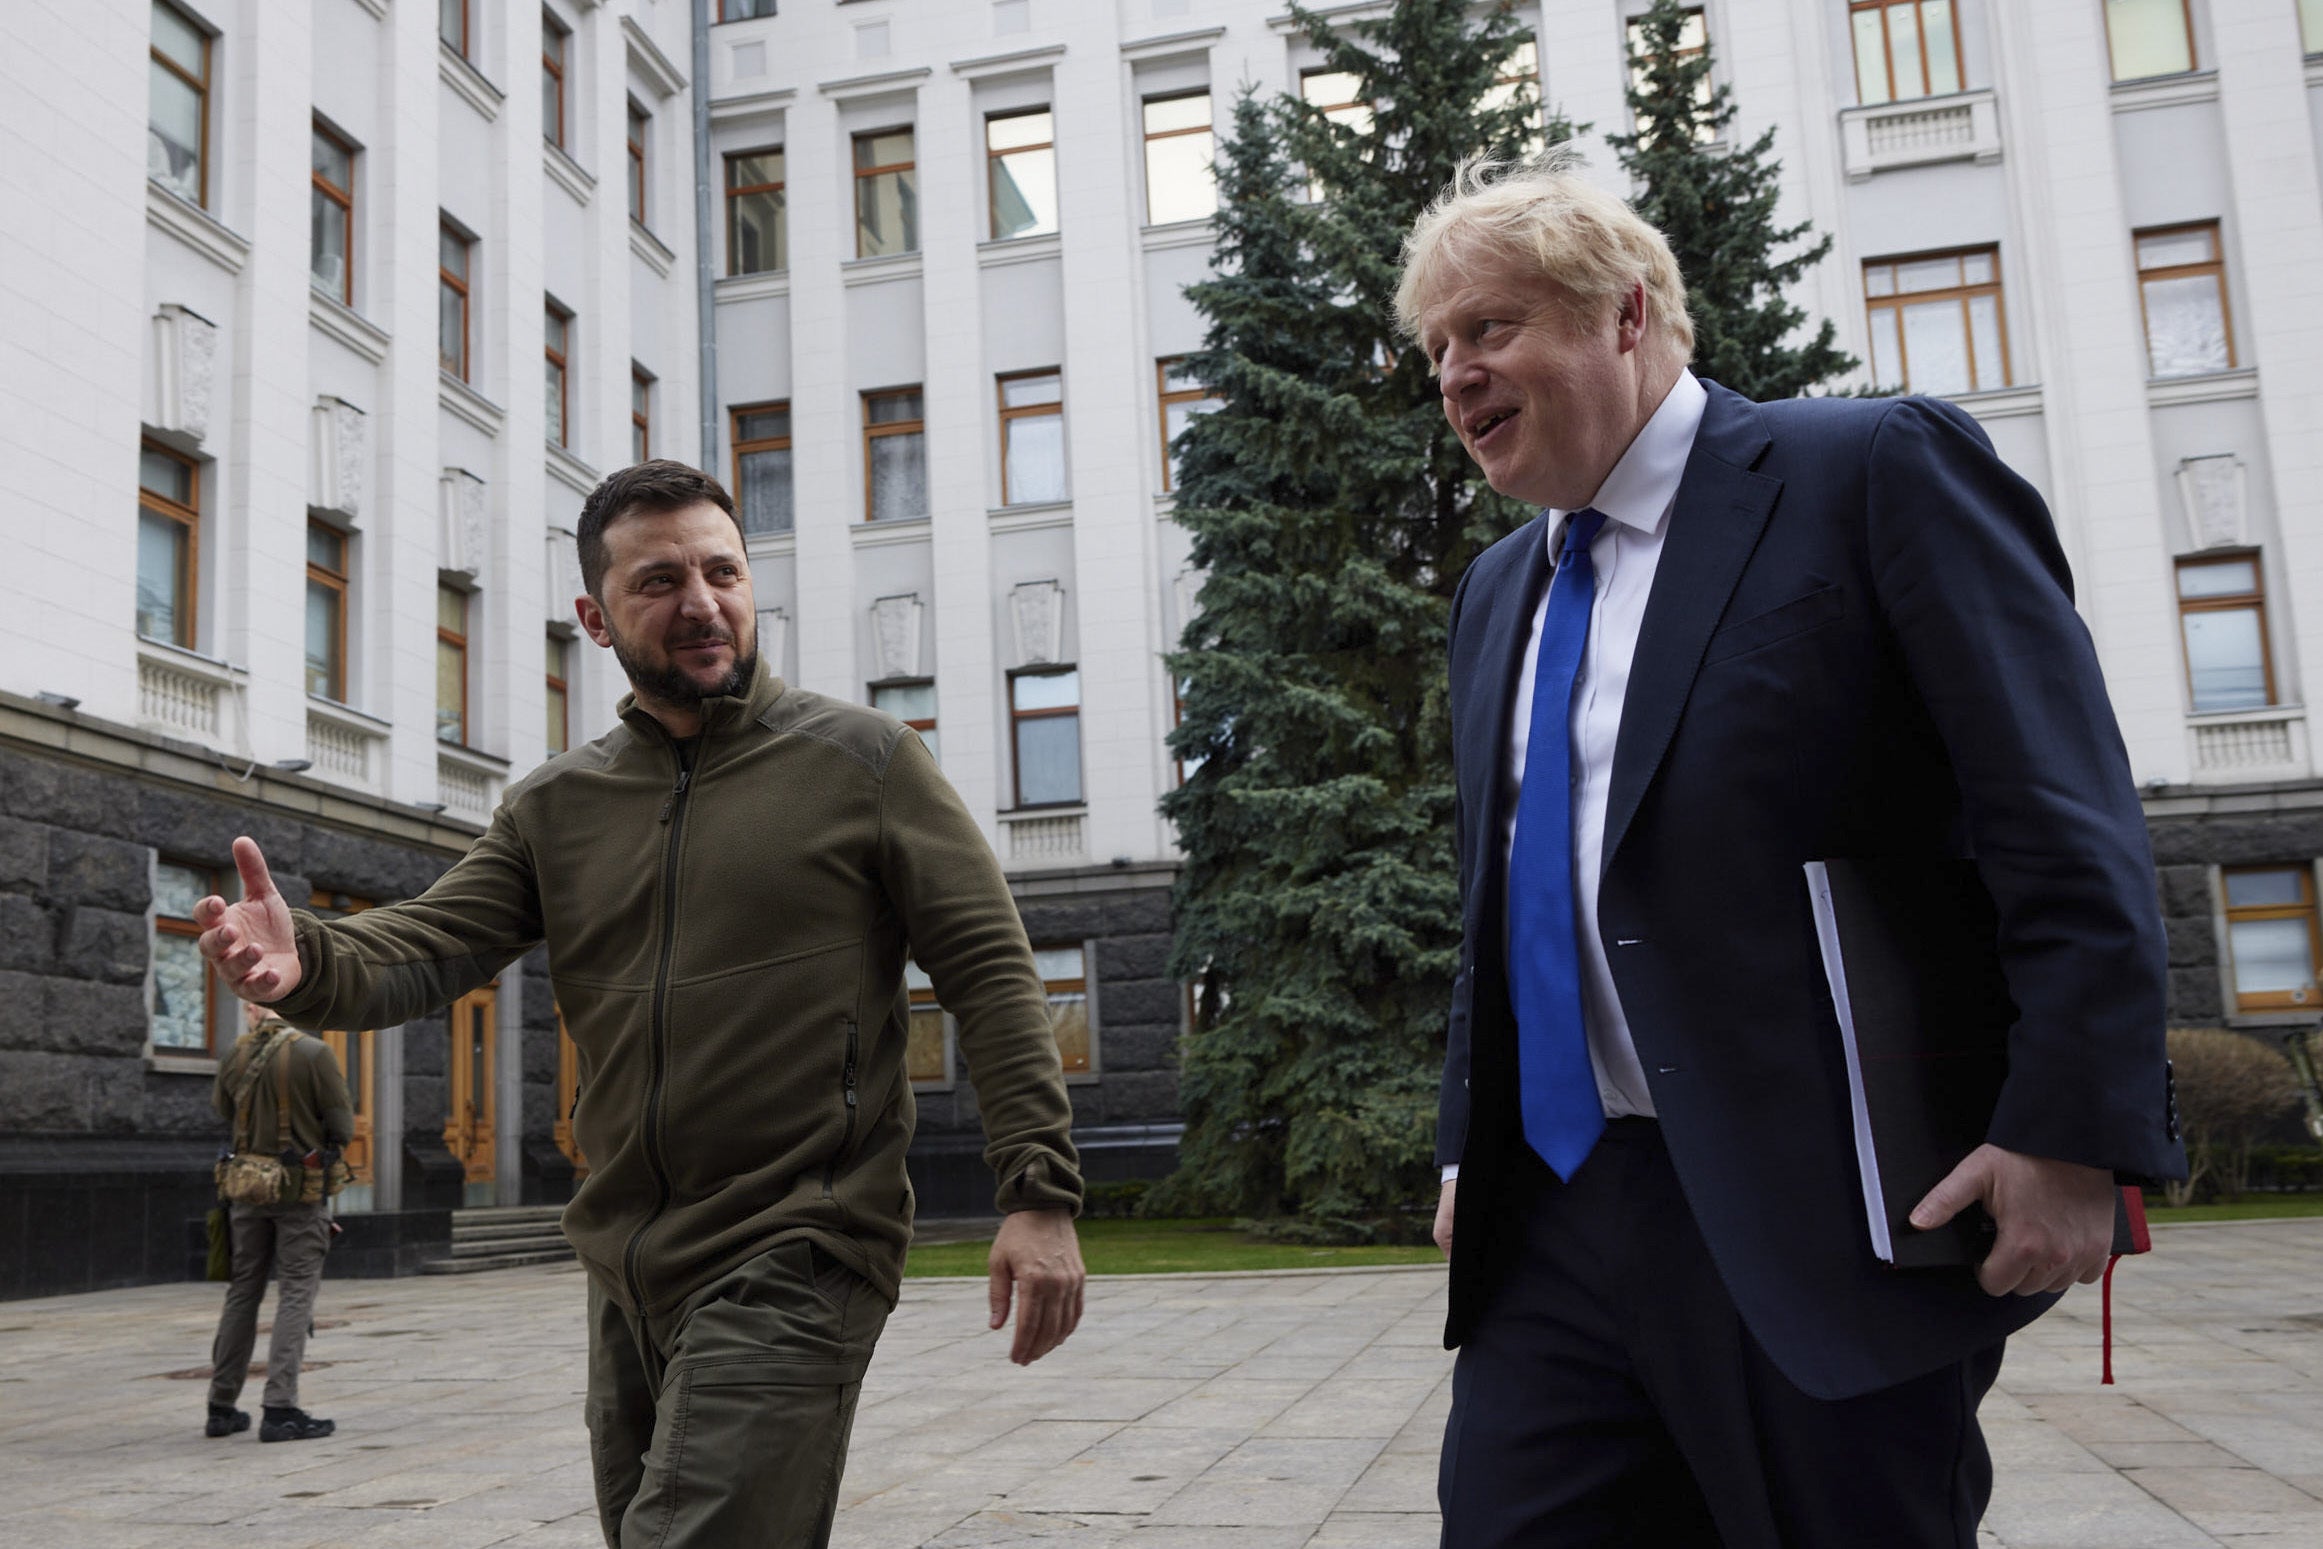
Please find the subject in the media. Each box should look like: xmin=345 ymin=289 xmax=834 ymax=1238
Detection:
xmin=984 ymin=107 xmax=1057 ymax=241
xmin=545 ymin=298 xmax=573 ymax=448
xmin=542 ymin=9 xmax=569 ymax=150
xmin=305 ymin=519 xmax=350 ymax=703
xmin=724 ymin=146 xmax=786 ymax=275
xmin=852 ymin=126 xmax=919 ymax=259
xmin=439 ymin=221 xmax=472 ymax=381
xmin=731 ymin=400 xmax=794 ymax=535
xmin=1140 ymin=90 xmax=1216 ymax=227
xmin=440 ymin=0 xmax=469 ymax=58
xmin=871 ymin=678 xmax=937 ymax=762
xmin=2103 ymin=0 xmax=2197 ymax=82
xmin=152 ymin=858 xmax=226 ymax=1057
xmin=903 ymin=961 xmax=955 ymax=1091
xmin=311 ymin=119 xmax=357 ymax=306
xmin=861 ymin=387 xmax=927 ymax=523
xmin=2222 ymin=865 xmax=2323 ymax=1012
xmin=150 ymin=0 xmax=213 ymax=208
xmin=2134 ymin=220 xmax=2235 ymax=379
xmin=137 ymin=438 xmax=200 ymax=649
xmin=717 ymin=0 xmax=779 ymax=18
xmin=545 ymin=631 xmax=570 ymax=756
xmin=1008 ymin=665 xmax=1082 ymax=811
xmin=1034 ymin=942 xmax=1095 ymax=1077
xmin=1860 ymin=245 xmax=2011 ymax=395
xmin=2175 ymin=550 xmax=2276 ymax=713
xmin=1156 ymin=356 xmax=1221 ymax=494
xmin=997 ymin=369 xmax=1066 ymax=508
xmin=626 ymin=99 xmax=649 ymax=227
xmin=1847 ymin=0 xmax=1964 ymax=106
xmin=631 ymin=364 xmax=653 ymax=464
xmin=437 ymin=584 xmax=471 ymax=746
xmin=1624 ymin=6 xmax=1714 ymax=136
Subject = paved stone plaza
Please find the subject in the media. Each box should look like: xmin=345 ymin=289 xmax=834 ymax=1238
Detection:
xmin=0 ymin=1219 xmax=2317 ymax=1548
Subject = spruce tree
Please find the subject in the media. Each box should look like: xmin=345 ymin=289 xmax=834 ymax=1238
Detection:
xmin=1154 ymin=0 xmax=1562 ymax=1240
xmin=1612 ymin=0 xmax=1855 ymax=399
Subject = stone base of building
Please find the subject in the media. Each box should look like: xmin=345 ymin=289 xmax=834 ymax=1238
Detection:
xmin=0 ymin=1134 xmax=218 ymax=1300
xmin=907 ymin=1121 xmax=1181 ymax=1219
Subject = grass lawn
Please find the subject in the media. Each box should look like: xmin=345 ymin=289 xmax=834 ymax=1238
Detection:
xmin=904 ymin=1217 xmax=1444 ymax=1278
xmin=2142 ymin=1195 xmax=2323 ymax=1225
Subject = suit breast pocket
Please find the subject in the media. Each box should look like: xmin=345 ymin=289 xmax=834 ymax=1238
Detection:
xmin=1700 ymin=583 xmax=1845 ymax=667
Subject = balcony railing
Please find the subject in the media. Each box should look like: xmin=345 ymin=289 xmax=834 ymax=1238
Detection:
xmin=1838 ymin=89 xmax=2001 ymax=181
xmin=306 ymin=698 xmax=391 ymax=793
xmin=2187 ymin=707 xmax=2308 ymax=781
xmin=436 ymin=745 xmax=505 ymax=823
xmin=136 ymin=642 xmax=243 ymax=747
xmin=1001 ymin=810 xmax=1086 ymax=865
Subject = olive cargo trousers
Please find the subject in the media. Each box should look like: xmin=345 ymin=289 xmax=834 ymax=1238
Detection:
xmin=586 ymin=1239 xmax=890 ymax=1548
xmin=208 ymin=1200 xmax=330 ymax=1412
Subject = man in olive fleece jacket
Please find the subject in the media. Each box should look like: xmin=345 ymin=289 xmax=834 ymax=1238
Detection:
xmin=194 ymin=462 xmax=1088 ymax=1548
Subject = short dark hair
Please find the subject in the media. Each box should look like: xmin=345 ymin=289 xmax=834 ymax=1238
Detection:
xmin=576 ymin=460 xmax=744 ymax=599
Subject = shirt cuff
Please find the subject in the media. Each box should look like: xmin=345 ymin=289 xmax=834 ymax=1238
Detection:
xmin=1441 ymin=1164 xmax=1459 ymax=1183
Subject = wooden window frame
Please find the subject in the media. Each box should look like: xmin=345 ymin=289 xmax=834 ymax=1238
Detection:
xmin=997 ymin=369 xmax=1064 ymax=508
xmin=138 ymin=438 xmax=200 ymax=649
xmin=631 ymin=365 xmax=652 ymax=464
xmin=985 ymin=108 xmax=1055 ymax=241
xmin=305 ymin=519 xmax=350 ymax=703
xmin=2222 ymin=866 xmax=2323 ymax=1012
xmin=2135 ymin=220 xmax=2236 ymax=378
xmin=731 ymin=400 xmax=793 ymax=533
xmin=310 ymin=121 xmax=357 ymax=305
xmin=2104 ymin=0 xmax=2197 ymax=82
xmin=154 ymin=859 xmax=225 ymax=1056
xmin=1861 ymin=245 xmax=2011 ymax=394
xmin=724 ymin=146 xmax=785 ymax=275
xmin=542 ymin=10 xmax=568 ymax=150
xmin=852 ymin=127 xmax=918 ymax=259
xmin=871 ymin=679 xmax=937 ymax=762
xmin=150 ymin=0 xmax=212 ymax=208
xmin=1008 ymin=666 xmax=1081 ymax=811
xmin=441 ymin=0 xmax=469 ymax=58
xmin=545 ymin=631 xmax=571 ymax=756
xmin=717 ymin=0 xmax=778 ymax=19
xmin=861 ymin=388 xmax=925 ymax=523
xmin=1156 ymin=357 xmax=1221 ymax=494
xmin=308 ymin=891 xmax=379 ymax=1182
xmin=1035 ymin=943 xmax=1094 ymax=1077
xmin=627 ymin=99 xmax=649 ymax=227
xmin=2175 ymin=551 xmax=2276 ymax=712
xmin=437 ymin=584 xmax=471 ymax=747
xmin=1625 ymin=6 xmax=1713 ymax=132
xmin=1140 ymin=91 xmax=1214 ymax=226
xmin=1848 ymin=0 xmax=1964 ymax=105
xmin=439 ymin=221 xmax=472 ymax=381
xmin=545 ymin=299 xmax=573 ymax=449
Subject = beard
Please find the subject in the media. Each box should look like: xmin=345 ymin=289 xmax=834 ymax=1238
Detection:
xmin=606 ymin=618 xmax=758 ymax=710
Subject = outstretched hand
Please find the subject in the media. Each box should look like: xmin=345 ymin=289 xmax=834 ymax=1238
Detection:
xmin=1910 ymin=1142 xmax=2116 ymax=1297
xmin=193 ymin=836 xmax=304 ymax=1004
xmin=987 ymin=1208 xmax=1086 ymax=1365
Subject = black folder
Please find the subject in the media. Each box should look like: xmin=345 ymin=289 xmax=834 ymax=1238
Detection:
xmin=1805 ymin=857 xmax=2149 ymax=1269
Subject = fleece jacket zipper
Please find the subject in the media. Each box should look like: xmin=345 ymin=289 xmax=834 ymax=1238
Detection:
xmin=622 ymin=733 xmax=695 ymax=1313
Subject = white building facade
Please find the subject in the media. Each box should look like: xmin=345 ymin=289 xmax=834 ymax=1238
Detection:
xmin=3 ymin=0 xmax=2321 ymax=1295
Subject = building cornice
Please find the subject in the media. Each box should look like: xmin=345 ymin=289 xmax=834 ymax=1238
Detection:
xmin=1121 ymin=26 xmax=1227 ymax=61
xmin=711 ymin=86 xmax=797 ymax=122
xmin=440 ymin=43 xmax=504 ymax=122
xmin=146 ymin=184 xmax=249 ymax=276
xmin=2109 ymin=69 xmax=2219 ymax=113
xmin=622 ymin=16 xmax=689 ymax=99
xmin=2146 ymin=368 xmax=2258 ymax=408
xmin=842 ymin=251 xmax=925 ymax=287
xmin=545 ymin=144 xmax=595 ymax=205
xmin=1267 ymin=3 xmax=1389 ymax=34
xmin=979 ymin=232 xmax=1063 ymax=269
xmin=715 ymin=271 xmax=791 ymax=303
xmin=309 ymin=291 xmax=389 ymax=365
xmin=950 ymin=43 xmax=1067 ymax=80
xmin=547 ymin=443 xmax=601 ymax=496
xmin=440 ymin=374 xmax=506 ymax=438
xmin=853 ymin=517 xmax=933 ymax=549
xmin=630 ymin=220 xmax=677 ymax=277
xmin=818 ymin=65 xmax=933 ymax=101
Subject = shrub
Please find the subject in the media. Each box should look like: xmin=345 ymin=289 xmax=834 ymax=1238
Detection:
xmin=2163 ymin=1027 xmax=2304 ymax=1205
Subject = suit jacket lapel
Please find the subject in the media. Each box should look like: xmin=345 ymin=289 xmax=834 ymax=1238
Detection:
xmin=1463 ymin=513 xmax=1554 ymax=947
xmin=1601 ymin=384 xmax=1783 ymax=872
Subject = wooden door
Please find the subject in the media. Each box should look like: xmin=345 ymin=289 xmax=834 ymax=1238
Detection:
xmin=318 ymin=1026 xmax=374 ymax=1181
xmin=553 ymin=1007 xmax=588 ymax=1177
xmin=444 ymin=986 xmax=497 ymax=1203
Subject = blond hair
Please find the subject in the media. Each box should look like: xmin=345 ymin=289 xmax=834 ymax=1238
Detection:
xmin=1393 ymin=152 xmax=1695 ymax=362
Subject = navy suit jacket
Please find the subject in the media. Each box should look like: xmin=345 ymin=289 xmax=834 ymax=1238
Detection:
xmin=1437 ymin=381 xmax=2185 ymax=1401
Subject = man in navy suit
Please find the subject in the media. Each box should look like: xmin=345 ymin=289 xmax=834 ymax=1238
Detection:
xmin=1396 ymin=159 xmax=2184 ymax=1546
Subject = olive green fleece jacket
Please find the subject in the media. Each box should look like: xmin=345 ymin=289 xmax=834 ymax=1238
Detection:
xmin=213 ymin=1018 xmax=356 ymax=1156
xmin=266 ymin=664 xmax=1082 ymax=1317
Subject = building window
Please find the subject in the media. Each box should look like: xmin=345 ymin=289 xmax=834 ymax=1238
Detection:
xmin=439 ymin=0 xmax=468 ymax=58
xmin=2177 ymin=553 xmax=2273 ymax=713
xmin=545 ymin=300 xmax=572 ymax=447
xmin=999 ymin=371 xmax=1067 ymax=507
xmin=873 ymin=680 xmax=937 ymax=763
xmin=853 ymin=128 xmax=918 ymax=258
xmin=137 ymin=440 xmax=199 ymax=648
xmin=2304 ymin=0 xmax=2323 ymax=54
xmin=1142 ymin=92 xmax=1216 ymax=225
xmin=1034 ymin=945 xmax=1091 ymax=1074
xmin=439 ymin=223 xmax=471 ymax=380
xmin=2223 ymin=868 xmax=2322 ymax=1011
xmin=733 ymin=403 xmax=794 ymax=535
xmin=305 ymin=521 xmax=349 ymax=701
xmin=1862 ymin=247 xmax=2008 ymax=395
xmin=545 ymin=632 xmax=570 ymax=755
xmin=986 ymin=109 xmax=1058 ymax=240
xmin=1480 ymin=38 xmax=1542 ymax=131
xmin=437 ymin=585 xmax=470 ymax=744
xmin=631 ymin=366 xmax=652 ymax=464
xmin=903 ymin=961 xmax=951 ymax=1087
xmin=1849 ymin=1 xmax=1962 ymax=105
xmin=149 ymin=0 xmax=210 ymax=206
xmin=2105 ymin=0 xmax=2195 ymax=81
xmin=1157 ymin=357 xmax=1223 ymax=493
xmin=726 ymin=148 xmax=786 ymax=274
xmin=2136 ymin=222 xmax=2233 ymax=379
xmin=864 ymin=389 xmax=928 ymax=523
xmin=311 ymin=122 xmax=356 ymax=304
xmin=1626 ymin=7 xmax=1713 ymax=134
xmin=627 ymin=100 xmax=649 ymax=226
xmin=1300 ymin=68 xmax=1373 ymax=135
xmin=719 ymin=0 xmax=779 ymax=17
xmin=1010 ymin=668 xmax=1081 ymax=808
xmin=153 ymin=860 xmax=229 ymax=1054
xmin=1172 ymin=673 xmax=1204 ymax=785
xmin=542 ymin=11 xmax=568 ymax=150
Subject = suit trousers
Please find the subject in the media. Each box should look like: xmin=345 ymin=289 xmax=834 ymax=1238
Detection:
xmin=1439 ymin=1120 xmax=2004 ymax=1549
xmin=207 ymin=1200 xmax=330 ymax=1411
xmin=586 ymin=1238 xmax=890 ymax=1549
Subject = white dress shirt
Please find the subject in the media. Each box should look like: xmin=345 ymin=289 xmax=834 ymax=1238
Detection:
xmin=1445 ymin=370 xmax=1707 ymax=1182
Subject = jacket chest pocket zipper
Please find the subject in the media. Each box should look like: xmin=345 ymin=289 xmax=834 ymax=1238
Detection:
xmin=822 ymin=1022 xmax=860 ymax=1199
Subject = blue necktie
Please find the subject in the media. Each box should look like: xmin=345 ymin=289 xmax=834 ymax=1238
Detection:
xmin=1509 ymin=508 xmax=1608 ymax=1181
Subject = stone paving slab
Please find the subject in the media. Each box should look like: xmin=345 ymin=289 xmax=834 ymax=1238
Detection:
xmin=0 ymin=1220 xmax=2317 ymax=1546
